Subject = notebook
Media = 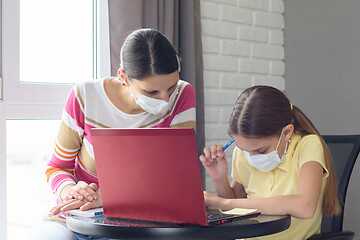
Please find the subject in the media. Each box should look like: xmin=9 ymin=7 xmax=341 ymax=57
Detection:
xmin=91 ymin=128 xmax=259 ymax=226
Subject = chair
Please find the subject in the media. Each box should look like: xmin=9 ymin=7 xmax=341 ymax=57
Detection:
xmin=307 ymin=135 xmax=360 ymax=240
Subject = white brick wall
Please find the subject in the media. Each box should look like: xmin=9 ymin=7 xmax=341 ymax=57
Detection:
xmin=200 ymin=0 xmax=285 ymax=192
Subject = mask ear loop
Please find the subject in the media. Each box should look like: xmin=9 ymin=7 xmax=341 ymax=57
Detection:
xmin=275 ymin=128 xmax=285 ymax=152
xmin=176 ymin=55 xmax=181 ymax=72
xmin=127 ymin=80 xmax=141 ymax=100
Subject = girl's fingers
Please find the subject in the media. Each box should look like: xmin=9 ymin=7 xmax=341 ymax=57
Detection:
xmin=211 ymin=145 xmax=218 ymax=159
xmin=199 ymin=155 xmax=212 ymax=166
xmin=217 ymin=145 xmax=224 ymax=154
xmin=203 ymin=147 xmax=211 ymax=159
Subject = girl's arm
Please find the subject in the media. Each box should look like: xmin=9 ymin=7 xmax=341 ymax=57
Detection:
xmin=205 ymin=161 xmax=323 ymax=219
xmin=200 ymin=144 xmax=237 ymax=199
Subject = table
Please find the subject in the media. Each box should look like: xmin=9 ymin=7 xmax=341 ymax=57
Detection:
xmin=66 ymin=213 xmax=291 ymax=239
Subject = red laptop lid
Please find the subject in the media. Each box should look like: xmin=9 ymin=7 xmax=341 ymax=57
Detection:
xmin=91 ymin=128 xmax=208 ymax=226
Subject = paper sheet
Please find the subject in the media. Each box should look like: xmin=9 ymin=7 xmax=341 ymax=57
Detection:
xmin=219 ymin=208 xmax=257 ymax=216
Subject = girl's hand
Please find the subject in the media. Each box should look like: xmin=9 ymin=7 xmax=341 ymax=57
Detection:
xmin=204 ymin=191 xmax=225 ymax=210
xmin=49 ymin=189 xmax=102 ymax=216
xmin=61 ymin=181 xmax=98 ymax=202
xmin=199 ymin=144 xmax=229 ymax=181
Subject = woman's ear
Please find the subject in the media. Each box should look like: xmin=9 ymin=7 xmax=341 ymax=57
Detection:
xmin=284 ymin=124 xmax=294 ymax=142
xmin=118 ymin=69 xmax=129 ymax=86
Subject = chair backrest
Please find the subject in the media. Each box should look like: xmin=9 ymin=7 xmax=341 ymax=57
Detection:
xmin=321 ymin=135 xmax=360 ymax=232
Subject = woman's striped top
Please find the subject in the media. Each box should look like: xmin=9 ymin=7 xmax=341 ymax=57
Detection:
xmin=45 ymin=79 xmax=196 ymax=200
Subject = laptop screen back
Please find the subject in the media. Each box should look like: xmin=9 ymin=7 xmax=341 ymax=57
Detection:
xmin=91 ymin=128 xmax=208 ymax=225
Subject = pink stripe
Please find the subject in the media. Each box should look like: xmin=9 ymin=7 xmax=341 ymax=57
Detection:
xmin=154 ymin=83 xmax=196 ymax=127
xmin=51 ymin=174 xmax=76 ymax=193
xmin=173 ymin=83 xmax=196 ymax=114
xmin=74 ymin=161 xmax=99 ymax=186
xmin=48 ymin=154 xmax=76 ymax=169
xmin=84 ymin=122 xmax=96 ymax=144
xmin=65 ymin=88 xmax=85 ymax=129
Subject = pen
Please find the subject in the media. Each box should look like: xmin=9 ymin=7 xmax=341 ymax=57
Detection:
xmin=222 ymin=139 xmax=235 ymax=152
xmin=211 ymin=139 xmax=235 ymax=160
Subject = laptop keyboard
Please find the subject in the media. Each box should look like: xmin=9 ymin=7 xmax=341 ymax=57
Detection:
xmin=207 ymin=212 xmax=236 ymax=221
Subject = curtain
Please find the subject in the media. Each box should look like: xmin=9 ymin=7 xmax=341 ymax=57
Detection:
xmin=108 ymin=0 xmax=205 ymax=187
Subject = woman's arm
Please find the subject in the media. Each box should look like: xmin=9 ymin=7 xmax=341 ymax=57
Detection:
xmin=205 ymin=161 xmax=324 ymax=219
xmin=46 ymin=85 xmax=90 ymax=200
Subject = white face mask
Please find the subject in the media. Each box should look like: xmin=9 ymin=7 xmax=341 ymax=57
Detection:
xmin=242 ymin=128 xmax=288 ymax=172
xmin=129 ymin=81 xmax=179 ymax=116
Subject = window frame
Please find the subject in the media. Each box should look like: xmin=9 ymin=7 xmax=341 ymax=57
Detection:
xmin=0 ymin=0 xmax=110 ymax=238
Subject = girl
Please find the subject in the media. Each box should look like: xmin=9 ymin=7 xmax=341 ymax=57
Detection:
xmin=28 ymin=28 xmax=196 ymax=240
xmin=200 ymin=85 xmax=339 ymax=240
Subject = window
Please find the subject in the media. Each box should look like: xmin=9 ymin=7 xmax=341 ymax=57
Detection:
xmin=20 ymin=0 xmax=93 ymax=83
xmin=0 ymin=0 xmax=110 ymax=239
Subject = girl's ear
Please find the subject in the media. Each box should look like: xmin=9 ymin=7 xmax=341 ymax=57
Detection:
xmin=284 ymin=124 xmax=294 ymax=142
xmin=118 ymin=69 xmax=130 ymax=86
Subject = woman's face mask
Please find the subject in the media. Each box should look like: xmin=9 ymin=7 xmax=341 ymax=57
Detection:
xmin=242 ymin=128 xmax=288 ymax=172
xmin=129 ymin=81 xmax=179 ymax=116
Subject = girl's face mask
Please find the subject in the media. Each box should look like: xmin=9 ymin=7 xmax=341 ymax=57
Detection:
xmin=129 ymin=81 xmax=179 ymax=116
xmin=242 ymin=128 xmax=288 ymax=172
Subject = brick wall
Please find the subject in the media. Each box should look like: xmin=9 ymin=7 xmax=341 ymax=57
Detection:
xmin=200 ymin=0 xmax=285 ymax=192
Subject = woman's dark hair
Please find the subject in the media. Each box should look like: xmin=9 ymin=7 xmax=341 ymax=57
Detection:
xmin=229 ymin=85 xmax=340 ymax=216
xmin=120 ymin=28 xmax=180 ymax=80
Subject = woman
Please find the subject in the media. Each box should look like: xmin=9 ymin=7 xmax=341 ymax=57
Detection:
xmin=200 ymin=85 xmax=340 ymax=239
xmin=28 ymin=28 xmax=196 ymax=240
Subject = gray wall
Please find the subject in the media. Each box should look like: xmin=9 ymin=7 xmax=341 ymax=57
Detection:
xmin=284 ymin=0 xmax=360 ymax=236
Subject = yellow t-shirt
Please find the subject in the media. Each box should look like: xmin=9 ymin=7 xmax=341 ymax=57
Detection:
xmin=231 ymin=133 xmax=329 ymax=240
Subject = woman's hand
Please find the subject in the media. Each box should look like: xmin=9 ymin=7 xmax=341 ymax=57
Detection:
xmin=50 ymin=189 xmax=102 ymax=217
xmin=199 ymin=144 xmax=229 ymax=182
xmin=61 ymin=181 xmax=98 ymax=202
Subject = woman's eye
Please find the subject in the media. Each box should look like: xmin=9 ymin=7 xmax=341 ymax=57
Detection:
xmin=168 ymin=86 xmax=176 ymax=92
xmin=257 ymin=150 xmax=266 ymax=154
xmin=145 ymin=91 xmax=158 ymax=95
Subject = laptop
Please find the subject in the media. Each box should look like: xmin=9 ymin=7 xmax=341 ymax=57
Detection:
xmin=91 ymin=128 xmax=259 ymax=226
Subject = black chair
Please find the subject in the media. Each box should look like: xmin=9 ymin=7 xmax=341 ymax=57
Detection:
xmin=307 ymin=135 xmax=360 ymax=240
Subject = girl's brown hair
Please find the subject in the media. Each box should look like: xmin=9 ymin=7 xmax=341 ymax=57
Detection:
xmin=228 ymin=85 xmax=340 ymax=215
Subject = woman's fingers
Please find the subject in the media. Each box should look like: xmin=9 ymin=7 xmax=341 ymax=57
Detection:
xmin=66 ymin=181 xmax=98 ymax=201
xmin=60 ymin=200 xmax=85 ymax=213
xmin=89 ymin=183 xmax=98 ymax=191
xmin=79 ymin=201 xmax=97 ymax=211
xmin=49 ymin=199 xmax=77 ymax=216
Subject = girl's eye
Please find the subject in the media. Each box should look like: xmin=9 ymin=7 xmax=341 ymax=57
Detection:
xmin=257 ymin=150 xmax=266 ymax=154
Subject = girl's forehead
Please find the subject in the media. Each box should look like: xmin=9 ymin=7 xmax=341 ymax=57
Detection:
xmin=232 ymin=134 xmax=277 ymax=150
